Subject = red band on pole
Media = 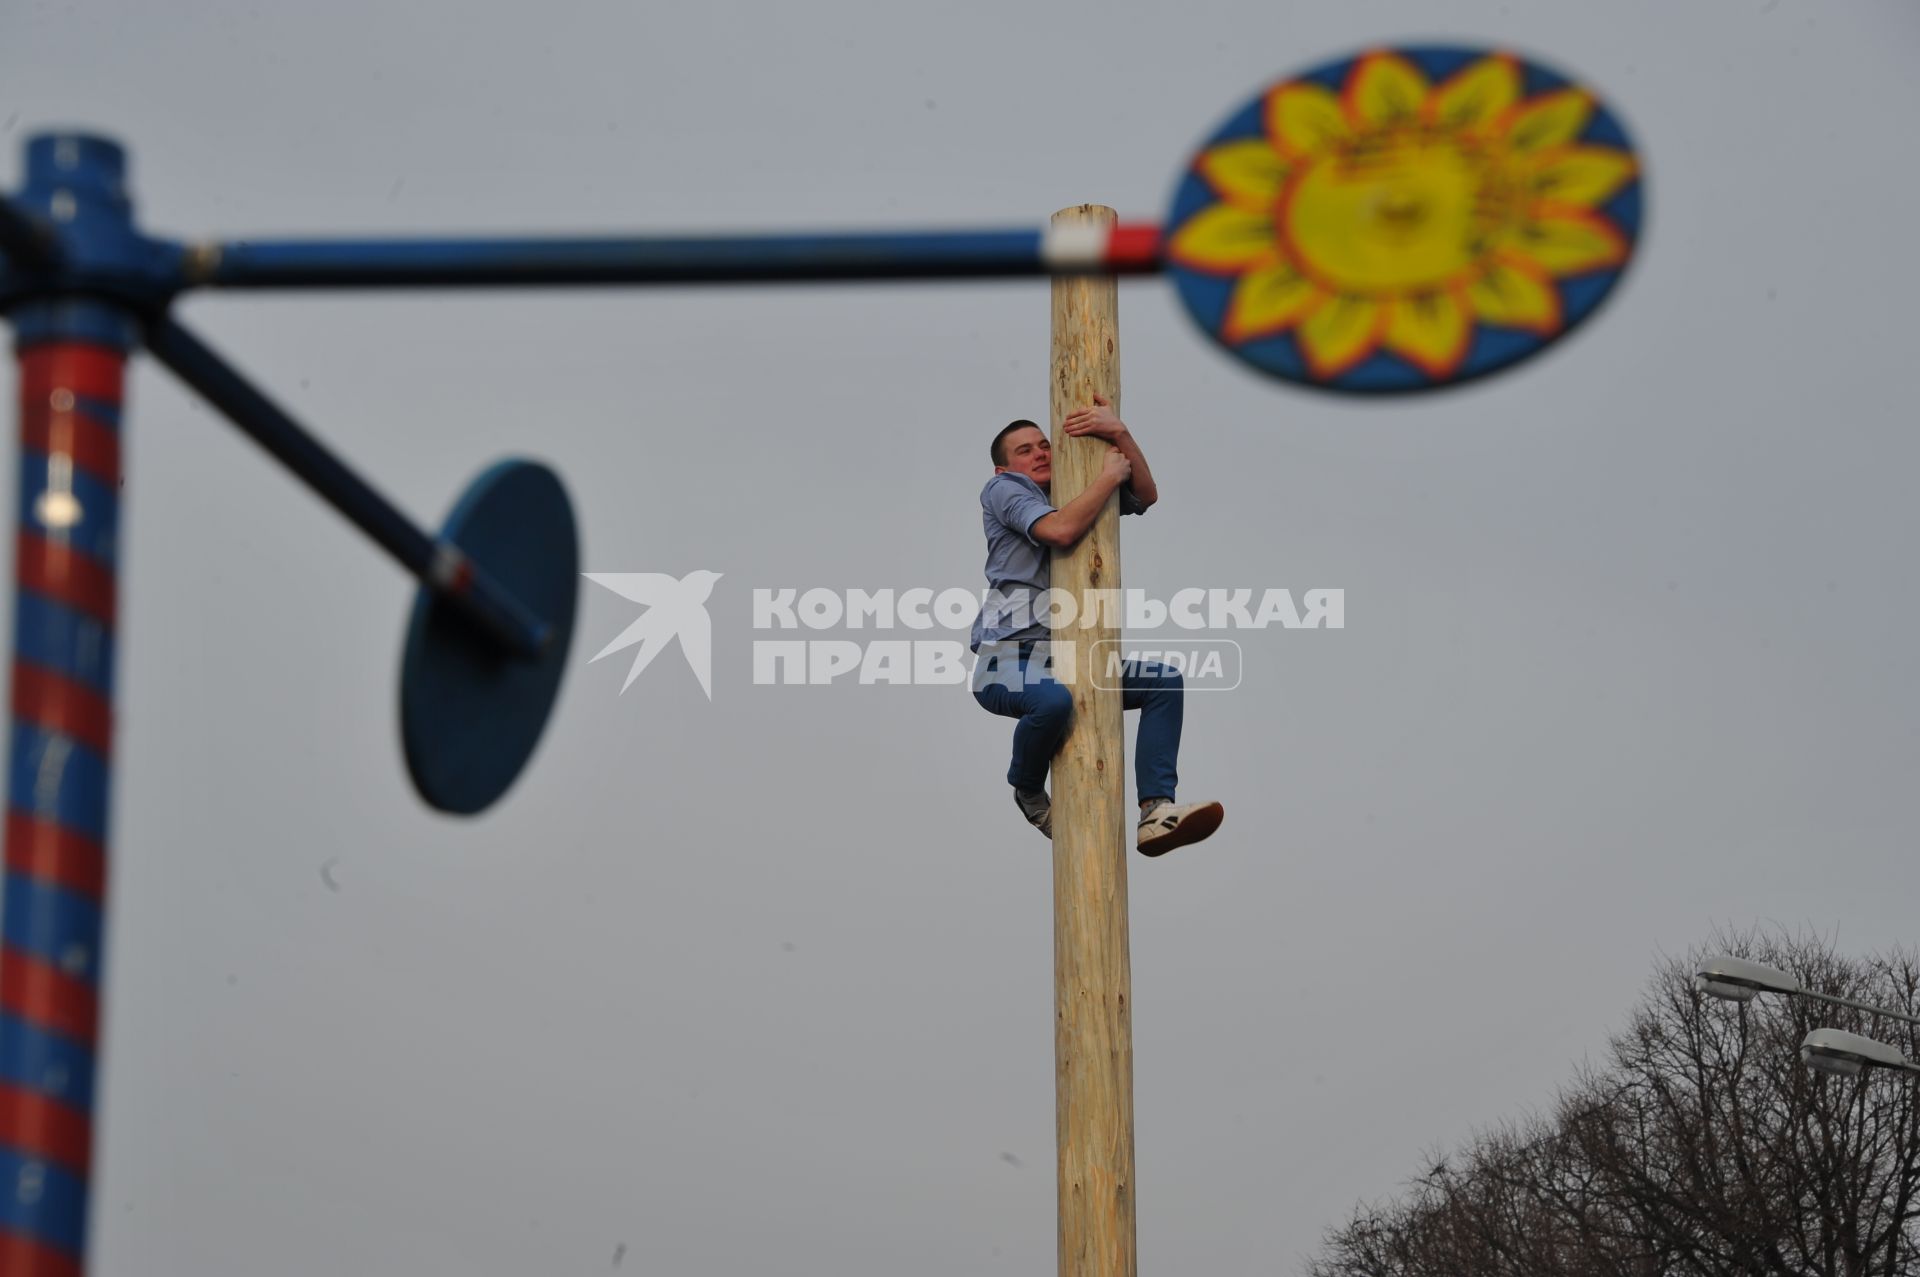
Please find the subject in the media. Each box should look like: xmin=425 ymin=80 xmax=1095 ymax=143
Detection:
xmin=22 ymin=406 xmax=120 ymax=488
xmin=0 ymin=951 xmax=98 ymax=1047
xmin=15 ymin=535 xmax=116 ymax=626
xmin=4 ymin=815 xmax=106 ymax=903
xmin=19 ymin=346 xmax=126 ymax=409
xmin=10 ymin=664 xmax=112 ymax=758
xmin=0 ymin=1084 xmax=91 ymax=1173
xmin=0 ymin=1229 xmax=82 ymax=1277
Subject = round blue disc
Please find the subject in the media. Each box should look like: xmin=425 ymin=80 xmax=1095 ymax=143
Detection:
xmin=400 ymin=459 xmax=579 ymax=815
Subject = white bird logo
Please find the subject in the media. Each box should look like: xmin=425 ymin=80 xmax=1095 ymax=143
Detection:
xmin=583 ymin=570 xmax=724 ymax=698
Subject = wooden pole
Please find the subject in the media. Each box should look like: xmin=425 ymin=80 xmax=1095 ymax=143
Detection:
xmin=1048 ymin=203 xmax=1135 ymax=1277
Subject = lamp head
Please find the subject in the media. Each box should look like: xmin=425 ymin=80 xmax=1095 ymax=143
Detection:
xmin=1695 ymin=956 xmax=1801 ymax=1004
xmin=1800 ymin=1028 xmax=1912 ymax=1078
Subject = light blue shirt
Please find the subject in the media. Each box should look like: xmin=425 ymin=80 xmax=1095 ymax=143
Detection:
xmin=969 ymin=471 xmax=1146 ymax=651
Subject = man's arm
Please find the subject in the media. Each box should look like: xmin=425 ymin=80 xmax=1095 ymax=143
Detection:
xmin=1063 ymin=392 xmax=1158 ymax=509
xmin=1031 ymin=447 xmax=1131 ymax=548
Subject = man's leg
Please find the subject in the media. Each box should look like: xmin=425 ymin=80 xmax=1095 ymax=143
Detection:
xmin=1120 ymin=658 xmax=1182 ymax=804
xmin=973 ymin=646 xmax=1073 ymax=836
xmin=1121 ymin=658 xmax=1223 ymax=856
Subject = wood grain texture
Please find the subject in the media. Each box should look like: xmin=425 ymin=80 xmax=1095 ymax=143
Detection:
xmin=1047 ymin=203 xmax=1136 ymax=1277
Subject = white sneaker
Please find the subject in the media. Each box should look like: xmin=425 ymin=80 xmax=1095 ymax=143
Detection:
xmin=1136 ymin=800 xmax=1224 ymax=857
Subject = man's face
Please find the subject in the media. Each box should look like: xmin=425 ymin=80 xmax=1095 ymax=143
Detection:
xmin=997 ymin=426 xmax=1052 ymax=489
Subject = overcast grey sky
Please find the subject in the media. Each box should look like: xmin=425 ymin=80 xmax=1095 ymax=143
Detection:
xmin=5 ymin=0 xmax=1920 ymax=1272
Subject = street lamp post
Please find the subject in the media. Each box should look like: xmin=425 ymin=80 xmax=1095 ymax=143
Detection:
xmin=1695 ymin=956 xmax=1920 ymax=1026
xmin=1695 ymin=955 xmax=1920 ymax=1080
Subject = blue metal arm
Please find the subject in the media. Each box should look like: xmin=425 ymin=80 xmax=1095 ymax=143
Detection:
xmin=144 ymin=316 xmax=554 ymax=659
xmin=1 ymin=189 xmax=1158 ymax=300
xmin=187 ymin=227 xmax=1151 ymax=288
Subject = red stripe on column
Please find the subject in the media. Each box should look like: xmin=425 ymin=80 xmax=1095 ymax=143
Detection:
xmin=20 ymin=345 xmax=126 ymax=410
xmin=1106 ymin=224 xmax=1163 ymax=271
xmin=0 ymin=951 xmax=97 ymax=1047
xmin=0 ymin=1229 xmax=81 ymax=1277
xmin=0 ymin=1084 xmax=90 ymax=1173
xmin=11 ymin=664 xmax=112 ymax=758
xmin=4 ymin=815 xmax=106 ymax=902
xmin=22 ymin=407 xmax=120 ymax=488
xmin=16 ymin=535 xmax=116 ymax=626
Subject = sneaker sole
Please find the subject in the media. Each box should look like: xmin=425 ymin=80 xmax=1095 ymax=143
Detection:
xmin=1136 ymin=801 xmax=1224 ymax=858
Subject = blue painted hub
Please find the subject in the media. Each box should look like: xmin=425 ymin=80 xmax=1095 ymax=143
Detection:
xmin=1 ymin=133 xmax=186 ymax=314
xmin=401 ymin=460 xmax=578 ymax=815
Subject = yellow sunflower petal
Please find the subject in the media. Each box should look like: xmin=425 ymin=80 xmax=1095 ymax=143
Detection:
xmin=1266 ymin=82 xmax=1351 ymax=158
xmin=1503 ymin=88 xmax=1594 ymax=153
xmin=1223 ymin=263 xmax=1321 ymax=343
xmin=1428 ymin=54 xmax=1521 ymax=131
xmin=1505 ymin=209 xmax=1627 ymax=275
xmin=1168 ymin=205 xmax=1279 ymax=275
xmin=1467 ymin=259 xmax=1561 ymax=333
xmin=1526 ymin=145 xmax=1636 ymax=207
xmin=1196 ymin=138 xmax=1291 ymax=210
xmin=1297 ymin=296 xmax=1384 ymax=378
xmin=1343 ymin=51 xmax=1429 ymax=127
xmin=1384 ymin=292 xmax=1471 ymax=377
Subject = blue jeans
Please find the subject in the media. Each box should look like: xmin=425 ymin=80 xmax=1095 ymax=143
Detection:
xmin=972 ymin=641 xmax=1181 ymax=801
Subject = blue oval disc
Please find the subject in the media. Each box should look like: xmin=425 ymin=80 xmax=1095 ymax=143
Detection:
xmin=400 ymin=459 xmax=579 ymax=815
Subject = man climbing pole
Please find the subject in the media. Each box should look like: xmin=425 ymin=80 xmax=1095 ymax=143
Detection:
xmin=969 ymin=393 xmax=1225 ymax=856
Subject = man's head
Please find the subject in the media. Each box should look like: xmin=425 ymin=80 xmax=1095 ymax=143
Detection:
xmin=990 ymin=419 xmax=1051 ymax=489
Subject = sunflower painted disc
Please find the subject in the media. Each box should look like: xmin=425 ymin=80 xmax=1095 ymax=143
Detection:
xmin=1165 ymin=45 xmax=1643 ymax=393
